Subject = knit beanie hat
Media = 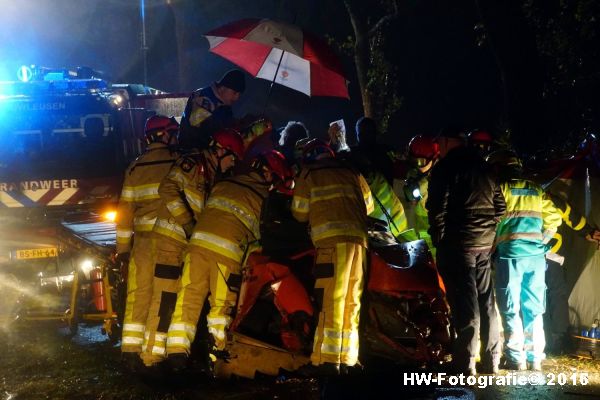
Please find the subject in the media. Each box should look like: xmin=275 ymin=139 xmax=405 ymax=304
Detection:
xmin=217 ymin=69 xmax=246 ymax=93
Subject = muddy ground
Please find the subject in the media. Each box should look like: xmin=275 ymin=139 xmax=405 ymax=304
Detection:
xmin=0 ymin=321 xmax=599 ymax=400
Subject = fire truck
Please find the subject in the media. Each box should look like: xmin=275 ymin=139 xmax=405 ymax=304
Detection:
xmin=0 ymin=65 xmax=188 ymax=339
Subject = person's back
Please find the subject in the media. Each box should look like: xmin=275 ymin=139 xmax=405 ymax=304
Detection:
xmin=291 ymin=141 xmax=373 ymax=374
xmin=496 ymin=178 xmax=559 ymax=257
xmin=426 ymin=143 xmax=505 ymax=376
xmin=427 ymin=145 xmax=504 ymax=249
xmin=294 ymin=157 xmax=371 ymax=248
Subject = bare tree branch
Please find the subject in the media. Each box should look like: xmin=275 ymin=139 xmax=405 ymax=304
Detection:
xmin=368 ymin=0 xmax=399 ymax=37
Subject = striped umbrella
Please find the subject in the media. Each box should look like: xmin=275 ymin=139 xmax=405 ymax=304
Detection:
xmin=205 ymin=18 xmax=349 ymax=99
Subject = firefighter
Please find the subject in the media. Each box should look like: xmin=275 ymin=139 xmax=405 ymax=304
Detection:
xmin=543 ymin=192 xmax=600 ymax=354
xmin=116 ymin=115 xmax=179 ymax=370
xmin=140 ymin=129 xmax=244 ymax=367
xmin=400 ymin=134 xmax=440 ymax=250
xmin=165 ymin=150 xmax=290 ymax=371
xmin=487 ymin=150 xmax=562 ymax=371
xmin=179 ymin=69 xmax=246 ymax=149
xmin=292 ymin=139 xmax=374 ymax=376
xmin=467 ymin=129 xmax=494 ymax=157
xmin=349 ymin=133 xmax=409 ymax=241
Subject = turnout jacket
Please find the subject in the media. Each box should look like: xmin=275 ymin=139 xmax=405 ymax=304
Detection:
xmin=495 ymin=179 xmax=562 ymax=258
xmin=153 ymin=150 xmax=217 ymax=244
xmin=427 ymin=146 xmax=506 ymax=250
xmin=189 ymin=172 xmax=271 ymax=263
xmin=291 ymin=158 xmax=374 ymax=248
xmin=116 ymin=143 xmax=178 ymax=253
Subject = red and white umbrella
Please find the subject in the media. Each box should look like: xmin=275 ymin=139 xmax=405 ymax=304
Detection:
xmin=205 ymin=18 xmax=349 ymax=99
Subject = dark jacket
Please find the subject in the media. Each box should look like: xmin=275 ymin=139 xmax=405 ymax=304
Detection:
xmin=179 ymin=85 xmax=234 ymax=149
xmin=426 ymin=146 xmax=506 ymax=250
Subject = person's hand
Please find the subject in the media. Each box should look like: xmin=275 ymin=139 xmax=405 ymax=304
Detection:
xmin=585 ymin=228 xmax=600 ymax=248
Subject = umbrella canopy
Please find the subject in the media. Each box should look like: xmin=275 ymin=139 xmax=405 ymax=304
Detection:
xmin=205 ymin=18 xmax=349 ymax=99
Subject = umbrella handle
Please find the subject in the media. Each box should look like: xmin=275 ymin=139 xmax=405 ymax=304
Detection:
xmin=262 ymin=50 xmax=286 ymax=115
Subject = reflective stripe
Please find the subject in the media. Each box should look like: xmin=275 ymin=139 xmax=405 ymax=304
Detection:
xmin=133 ymin=184 xmax=160 ymax=201
xmin=207 ymin=197 xmax=259 ymax=236
xmin=364 ymin=192 xmax=374 ymax=213
xmin=208 ymin=327 xmax=226 ymax=340
xmin=190 ymin=232 xmax=244 ymax=261
xmin=323 ymin=329 xmax=343 ymax=339
xmin=311 ymin=184 xmax=357 ymax=202
xmin=573 ymin=217 xmax=586 ymax=231
xmin=292 ymin=197 xmax=309 ymax=213
xmin=151 ymin=346 xmax=166 ymax=356
xmin=154 ymin=219 xmax=187 ymax=242
xmin=116 ymin=229 xmax=133 ymax=238
xmin=186 ymin=192 xmax=205 ymax=213
xmin=133 ymin=216 xmax=157 ymax=231
xmin=123 ymin=323 xmax=145 ymax=333
xmin=169 ymin=170 xmax=187 ymax=186
xmin=504 ymin=210 xmax=543 ymax=219
xmin=120 ymin=187 xmax=135 ymax=201
xmin=122 ymin=337 xmax=144 ymax=345
xmin=168 ymin=322 xmax=196 ymax=337
xmin=320 ymin=343 xmax=342 ymax=355
xmin=166 ymin=336 xmax=191 ymax=348
xmin=207 ymin=317 xmax=230 ymax=327
xmin=166 ymin=199 xmax=188 ymax=217
xmin=495 ymin=232 xmax=544 ymax=243
xmin=311 ymin=221 xmax=366 ymax=242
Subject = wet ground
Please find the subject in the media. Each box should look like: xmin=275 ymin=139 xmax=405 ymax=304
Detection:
xmin=0 ymin=321 xmax=599 ymax=400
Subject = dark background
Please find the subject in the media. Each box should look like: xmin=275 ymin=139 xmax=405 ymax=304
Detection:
xmin=1 ymin=0 xmax=598 ymax=152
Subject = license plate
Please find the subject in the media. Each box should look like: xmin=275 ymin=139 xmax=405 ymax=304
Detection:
xmin=14 ymin=247 xmax=58 ymax=260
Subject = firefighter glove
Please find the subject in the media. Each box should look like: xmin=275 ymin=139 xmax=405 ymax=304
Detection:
xmin=585 ymin=228 xmax=600 ymax=247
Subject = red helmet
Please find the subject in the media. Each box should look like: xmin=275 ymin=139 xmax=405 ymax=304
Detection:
xmin=302 ymin=139 xmax=335 ymax=163
xmin=408 ymin=135 xmax=439 ymax=160
xmin=145 ymin=115 xmax=179 ymax=143
xmin=211 ymin=129 xmax=245 ymax=160
xmin=251 ymin=150 xmax=293 ymax=182
xmin=467 ymin=130 xmax=493 ymax=145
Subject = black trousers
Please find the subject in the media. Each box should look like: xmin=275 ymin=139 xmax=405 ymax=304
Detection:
xmin=544 ymin=259 xmax=570 ymax=345
xmin=437 ymin=246 xmax=501 ymax=370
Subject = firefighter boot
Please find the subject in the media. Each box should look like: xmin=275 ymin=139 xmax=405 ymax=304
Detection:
xmin=122 ymin=352 xmax=144 ymax=373
xmin=166 ymin=353 xmax=189 ymax=374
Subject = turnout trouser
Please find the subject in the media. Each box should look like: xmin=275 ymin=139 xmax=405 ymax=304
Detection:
xmin=166 ymin=247 xmax=241 ymax=355
xmin=437 ymin=246 xmax=501 ymax=371
xmin=140 ymin=235 xmax=186 ymax=366
xmin=121 ymin=232 xmax=156 ymax=353
xmin=311 ymin=242 xmax=365 ymax=367
xmin=495 ymin=255 xmax=546 ymax=364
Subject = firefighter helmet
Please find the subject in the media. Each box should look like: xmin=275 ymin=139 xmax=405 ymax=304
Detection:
xmin=210 ymin=129 xmax=245 ymax=160
xmin=302 ymin=139 xmax=335 ymax=163
xmin=408 ymin=135 xmax=439 ymax=160
xmin=251 ymin=150 xmax=293 ymax=183
xmin=467 ymin=129 xmax=493 ymax=150
xmin=144 ymin=115 xmax=179 ymax=143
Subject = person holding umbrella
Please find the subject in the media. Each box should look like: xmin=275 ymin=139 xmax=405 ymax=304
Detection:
xmin=179 ymin=69 xmax=246 ymax=149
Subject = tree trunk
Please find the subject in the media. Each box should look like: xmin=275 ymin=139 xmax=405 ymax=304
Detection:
xmin=475 ymin=0 xmax=547 ymax=153
xmin=344 ymin=1 xmax=373 ymax=118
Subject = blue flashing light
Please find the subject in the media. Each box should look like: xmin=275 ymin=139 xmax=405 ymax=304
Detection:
xmin=17 ymin=65 xmax=33 ymax=82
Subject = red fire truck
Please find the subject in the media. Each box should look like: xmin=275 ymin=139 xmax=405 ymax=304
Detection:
xmin=0 ymin=65 xmax=188 ymax=339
